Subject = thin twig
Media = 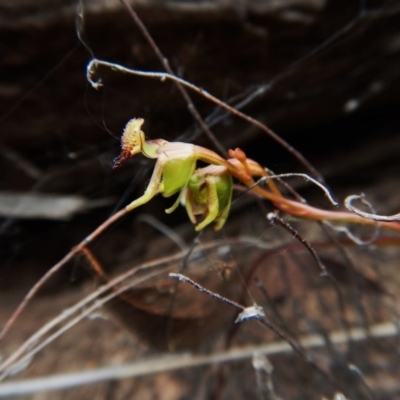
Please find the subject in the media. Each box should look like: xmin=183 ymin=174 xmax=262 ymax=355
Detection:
xmin=0 ymin=260 xmax=171 ymax=378
xmin=169 ymin=273 xmax=245 ymax=311
xmin=345 ymin=194 xmax=400 ymax=222
xmin=0 ymin=237 xmax=278 ymax=375
xmin=0 ymin=208 xmax=128 ymax=344
xmin=348 ymin=364 xmax=377 ymax=400
xmin=169 ymin=272 xmax=344 ymax=392
xmin=0 ymin=322 xmax=396 ymax=397
xmin=86 ymin=59 xmax=324 ymax=182
xmin=267 ymin=212 xmax=328 ymax=276
xmin=267 ymin=213 xmax=352 ymax=339
xmin=322 ymin=220 xmax=380 ymax=246
xmin=259 ymin=173 xmax=338 ymax=206
xmin=118 ymin=0 xmax=227 ymax=157
xmin=165 ymin=232 xmax=202 ymax=344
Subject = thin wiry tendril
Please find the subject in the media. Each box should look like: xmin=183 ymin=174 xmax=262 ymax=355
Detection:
xmin=345 ymin=194 xmax=400 ymax=222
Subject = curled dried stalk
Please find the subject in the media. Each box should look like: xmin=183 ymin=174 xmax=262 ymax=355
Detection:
xmin=345 ymin=194 xmax=400 ymax=222
xmin=86 ymin=58 xmax=325 ymax=183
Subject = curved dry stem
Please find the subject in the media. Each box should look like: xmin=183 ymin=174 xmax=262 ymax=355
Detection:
xmin=322 ymin=220 xmax=380 ymax=246
xmin=256 ymin=172 xmax=338 ymax=206
xmin=0 ymin=321 xmax=397 ymax=397
xmin=229 ymin=171 xmax=400 ymax=234
xmin=0 ymin=237 xmax=279 ymax=377
xmin=169 ymin=272 xmax=343 ymax=391
xmin=262 ymin=190 xmax=400 ymax=234
xmin=345 ymin=194 xmax=400 ymax=222
xmin=0 ymin=208 xmax=129 ymax=345
xmin=86 ymin=59 xmax=324 ymax=183
xmin=117 ymin=0 xmax=227 ymax=157
xmin=0 ymin=267 xmax=169 ymax=380
xmin=0 ymin=253 xmax=177 ymax=377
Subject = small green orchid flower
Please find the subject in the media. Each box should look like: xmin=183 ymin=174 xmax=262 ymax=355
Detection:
xmin=114 ymin=118 xmax=229 ymax=220
xmin=184 ymin=165 xmax=233 ymax=231
xmin=114 ymin=118 xmax=285 ymax=231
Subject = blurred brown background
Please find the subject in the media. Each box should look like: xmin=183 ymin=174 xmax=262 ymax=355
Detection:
xmin=1 ymin=1 xmax=400 ymax=398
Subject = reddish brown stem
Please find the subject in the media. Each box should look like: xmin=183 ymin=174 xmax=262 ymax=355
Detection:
xmin=0 ymin=208 xmax=129 ymax=344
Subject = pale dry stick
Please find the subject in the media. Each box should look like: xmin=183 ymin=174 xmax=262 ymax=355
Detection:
xmin=164 ymin=231 xmax=203 ymax=344
xmin=251 ymin=172 xmax=338 ymax=205
xmin=346 ymin=194 xmax=400 ymax=222
xmin=267 ymin=213 xmax=356 ymax=348
xmin=323 ymin=219 xmax=380 ymax=246
xmin=0 ymin=208 xmax=128 ymax=344
xmin=318 ymin=222 xmax=373 ymax=339
xmin=0 ymin=237 xmax=277 ymax=376
xmin=118 ymin=0 xmax=228 ymax=157
xmin=252 ymin=354 xmax=281 ymax=400
xmin=0 ymin=322 xmax=397 ymax=397
xmin=169 ymin=273 xmax=258 ymax=316
xmin=86 ymin=59 xmax=324 ymax=183
xmin=348 ymin=364 xmax=378 ymax=400
xmin=3 ymin=234 xmax=292 ymax=377
xmin=267 ymin=212 xmax=352 ymax=340
xmin=77 ymin=0 xmax=224 ymax=155
xmin=169 ymin=274 xmax=344 ymax=392
xmin=267 ymin=212 xmax=329 ymax=277
xmin=2 ymin=222 xmax=398 ymax=378
xmin=265 ymin=169 xmax=306 ymax=203
xmin=1 ymin=244 xmax=194 ymax=377
xmin=340 ymin=194 xmax=381 ymax=245
xmin=0 ymin=270 xmax=158 ymax=374
xmin=254 ymin=277 xmax=291 ymax=330
xmin=1 ymin=265 xmax=172 ymax=380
